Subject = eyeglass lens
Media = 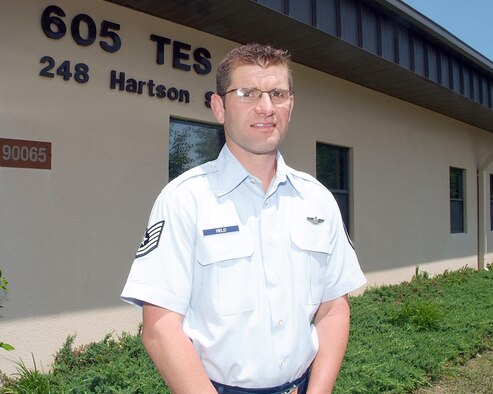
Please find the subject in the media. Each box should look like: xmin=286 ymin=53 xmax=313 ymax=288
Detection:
xmin=227 ymin=88 xmax=292 ymax=103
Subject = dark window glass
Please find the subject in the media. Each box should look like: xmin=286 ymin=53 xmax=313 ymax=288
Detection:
xmin=490 ymin=174 xmax=493 ymax=231
xmin=316 ymin=142 xmax=350 ymax=231
xmin=169 ymin=117 xmax=224 ymax=181
xmin=450 ymin=167 xmax=465 ymax=233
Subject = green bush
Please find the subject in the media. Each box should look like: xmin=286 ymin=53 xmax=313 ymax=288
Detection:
xmin=49 ymin=330 xmax=169 ymax=393
xmin=0 ymin=357 xmax=52 ymax=394
xmin=335 ymin=266 xmax=493 ymax=393
xmin=0 ymin=270 xmax=14 ymax=352
xmin=389 ymin=300 xmax=445 ymax=331
xmin=1 ymin=329 xmax=169 ymax=394
xmin=1 ymin=265 xmax=492 ymax=393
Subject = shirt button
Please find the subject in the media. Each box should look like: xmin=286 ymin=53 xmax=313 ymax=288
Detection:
xmin=280 ymin=360 xmax=287 ymax=368
xmin=278 ymin=320 xmax=285 ymax=327
xmin=249 ymin=177 xmax=256 ymax=184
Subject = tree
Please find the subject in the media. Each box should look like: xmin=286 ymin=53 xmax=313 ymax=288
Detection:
xmin=169 ymin=126 xmax=193 ymax=181
xmin=193 ymin=126 xmax=225 ymax=165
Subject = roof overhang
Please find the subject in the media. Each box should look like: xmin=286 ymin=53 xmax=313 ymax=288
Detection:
xmin=105 ymin=0 xmax=493 ymax=133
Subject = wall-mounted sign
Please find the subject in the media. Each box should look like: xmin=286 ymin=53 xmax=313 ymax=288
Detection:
xmin=39 ymin=5 xmax=215 ymax=107
xmin=0 ymin=138 xmax=52 ymax=170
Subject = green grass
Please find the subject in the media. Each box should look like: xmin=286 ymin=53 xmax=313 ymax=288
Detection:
xmin=0 ymin=331 xmax=169 ymax=394
xmin=414 ymin=350 xmax=493 ymax=394
xmin=335 ymin=266 xmax=493 ymax=393
xmin=1 ymin=265 xmax=492 ymax=393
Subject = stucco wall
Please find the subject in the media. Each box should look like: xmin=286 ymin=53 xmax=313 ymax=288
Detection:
xmin=1 ymin=0 xmax=492 ymax=375
xmin=284 ymin=63 xmax=493 ymax=282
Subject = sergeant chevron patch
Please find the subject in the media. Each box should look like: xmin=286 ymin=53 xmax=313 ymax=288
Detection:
xmin=136 ymin=220 xmax=165 ymax=258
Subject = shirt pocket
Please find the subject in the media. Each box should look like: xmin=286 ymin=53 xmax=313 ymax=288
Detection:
xmin=196 ymin=228 xmax=255 ymax=316
xmin=290 ymin=227 xmax=331 ymax=305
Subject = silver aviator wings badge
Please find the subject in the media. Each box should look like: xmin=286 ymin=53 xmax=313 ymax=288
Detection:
xmin=307 ymin=216 xmax=325 ymax=225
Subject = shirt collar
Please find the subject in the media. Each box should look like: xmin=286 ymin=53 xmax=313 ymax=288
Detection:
xmin=278 ymin=152 xmax=303 ymax=195
xmin=214 ymin=145 xmax=249 ymax=197
xmin=214 ymin=144 xmax=303 ymax=197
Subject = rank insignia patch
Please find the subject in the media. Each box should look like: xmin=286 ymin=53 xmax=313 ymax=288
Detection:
xmin=136 ymin=220 xmax=165 ymax=258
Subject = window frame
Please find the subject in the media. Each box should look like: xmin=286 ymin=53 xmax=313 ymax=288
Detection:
xmin=450 ymin=167 xmax=466 ymax=234
xmin=490 ymin=174 xmax=493 ymax=231
xmin=168 ymin=117 xmax=225 ymax=181
xmin=316 ymin=142 xmax=351 ymax=234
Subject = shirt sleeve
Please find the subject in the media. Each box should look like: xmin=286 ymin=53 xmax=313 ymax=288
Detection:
xmin=321 ymin=194 xmax=367 ymax=301
xmin=121 ymin=187 xmax=196 ymax=315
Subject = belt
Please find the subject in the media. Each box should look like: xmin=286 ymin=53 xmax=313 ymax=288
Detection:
xmin=211 ymin=369 xmax=310 ymax=394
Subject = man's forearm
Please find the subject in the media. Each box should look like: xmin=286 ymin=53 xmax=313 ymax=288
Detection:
xmin=142 ymin=303 xmax=217 ymax=394
xmin=307 ymin=296 xmax=351 ymax=394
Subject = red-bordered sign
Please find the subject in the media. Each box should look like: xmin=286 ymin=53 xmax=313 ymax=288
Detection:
xmin=0 ymin=138 xmax=52 ymax=170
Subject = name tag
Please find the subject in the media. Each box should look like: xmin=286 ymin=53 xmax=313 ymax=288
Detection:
xmin=203 ymin=225 xmax=239 ymax=236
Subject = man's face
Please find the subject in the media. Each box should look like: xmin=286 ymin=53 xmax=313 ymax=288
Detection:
xmin=211 ymin=63 xmax=294 ymax=160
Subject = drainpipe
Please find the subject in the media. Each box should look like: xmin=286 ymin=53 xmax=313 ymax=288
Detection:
xmin=478 ymin=153 xmax=493 ymax=270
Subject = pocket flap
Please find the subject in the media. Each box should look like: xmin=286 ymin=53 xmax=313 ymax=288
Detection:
xmin=290 ymin=228 xmax=331 ymax=254
xmin=196 ymin=228 xmax=254 ymax=265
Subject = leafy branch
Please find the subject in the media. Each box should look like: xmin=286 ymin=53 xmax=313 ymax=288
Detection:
xmin=0 ymin=269 xmax=14 ymax=351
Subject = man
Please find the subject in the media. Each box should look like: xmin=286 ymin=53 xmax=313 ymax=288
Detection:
xmin=122 ymin=43 xmax=366 ymax=393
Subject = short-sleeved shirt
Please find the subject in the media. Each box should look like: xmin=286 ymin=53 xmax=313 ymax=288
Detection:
xmin=121 ymin=144 xmax=366 ymax=388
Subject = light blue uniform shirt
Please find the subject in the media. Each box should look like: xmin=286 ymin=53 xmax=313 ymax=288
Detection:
xmin=121 ymin=145 xmax=366 ymax=388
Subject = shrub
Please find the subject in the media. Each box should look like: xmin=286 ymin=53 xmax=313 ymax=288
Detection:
xmin=390 ymin=300 xmax=446 ymax=331
xmin=1 ymin=265 xmax=492 ymax=393
xmin=0 ymin=270 xmax=14 ymax=352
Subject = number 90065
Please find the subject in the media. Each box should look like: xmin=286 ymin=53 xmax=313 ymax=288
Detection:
xmin=0 ymin=139 xmax=51 ymax=169
xmin=2 ymin=144 xmax=47 ymax=162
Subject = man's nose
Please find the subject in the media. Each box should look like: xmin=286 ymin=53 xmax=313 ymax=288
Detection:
xmin=255 ymin=92 xmax=275 ymax=114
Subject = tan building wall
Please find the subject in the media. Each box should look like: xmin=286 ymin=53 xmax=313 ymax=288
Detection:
xmin=1 ymin=0 xmax=492 ymax=375
xmin=284 ymin=63 xmax=493 ymax=284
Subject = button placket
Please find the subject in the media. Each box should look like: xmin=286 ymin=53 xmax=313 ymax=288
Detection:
xmin=259 ymin=188 xmax=292 ymax=379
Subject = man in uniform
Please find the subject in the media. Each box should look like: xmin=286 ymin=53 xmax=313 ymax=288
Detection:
xmin=121 ymin=43 xmax=366 ymax=393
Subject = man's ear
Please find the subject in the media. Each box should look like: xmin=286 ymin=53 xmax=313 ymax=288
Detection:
xmin=287 ymin=94 xmax=294 ymax=122
xmin=210 ymin=93 xmax=225 ymax=124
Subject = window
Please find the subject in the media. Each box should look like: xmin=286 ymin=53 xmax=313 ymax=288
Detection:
xmin=490 ymin=174 xmax=493 ymax=231
xmin=450 ymin=167 xmax=465 ymax=233
xmin=169 ymin=117 xmax=224 ymax=181
xmin=316 ymin=142 xmax=350 ymax=232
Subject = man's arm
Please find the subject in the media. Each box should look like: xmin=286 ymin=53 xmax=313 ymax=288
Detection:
xmin=306 ymin=295 xmax=351 ymax=394
xmin=142 ymin=303 xmax=217 ymax=394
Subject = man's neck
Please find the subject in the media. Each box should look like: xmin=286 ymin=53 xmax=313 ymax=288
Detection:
xmin=248 ymin=154 xmax=277 ymax=194
xmin=228 ymin=146 xmax=277 ymax=193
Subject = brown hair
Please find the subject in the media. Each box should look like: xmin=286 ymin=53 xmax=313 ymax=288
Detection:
xmin=216 ymin=43 xmax=293 ymax=95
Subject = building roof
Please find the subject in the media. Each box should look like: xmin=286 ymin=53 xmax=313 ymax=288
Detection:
xmin=105 ymin=0 xmax=493 ymax=133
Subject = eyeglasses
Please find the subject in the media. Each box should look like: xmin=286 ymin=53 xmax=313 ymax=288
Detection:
xmin=221 ymin=88 xmax=293 ymax=104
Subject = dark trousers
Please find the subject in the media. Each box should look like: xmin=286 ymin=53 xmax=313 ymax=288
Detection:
xmin=211 ymin=369 xmax=310 ymax=394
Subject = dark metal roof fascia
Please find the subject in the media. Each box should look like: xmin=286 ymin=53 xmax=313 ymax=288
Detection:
xmin=372 ymin=0 xmax=493 ymax=70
